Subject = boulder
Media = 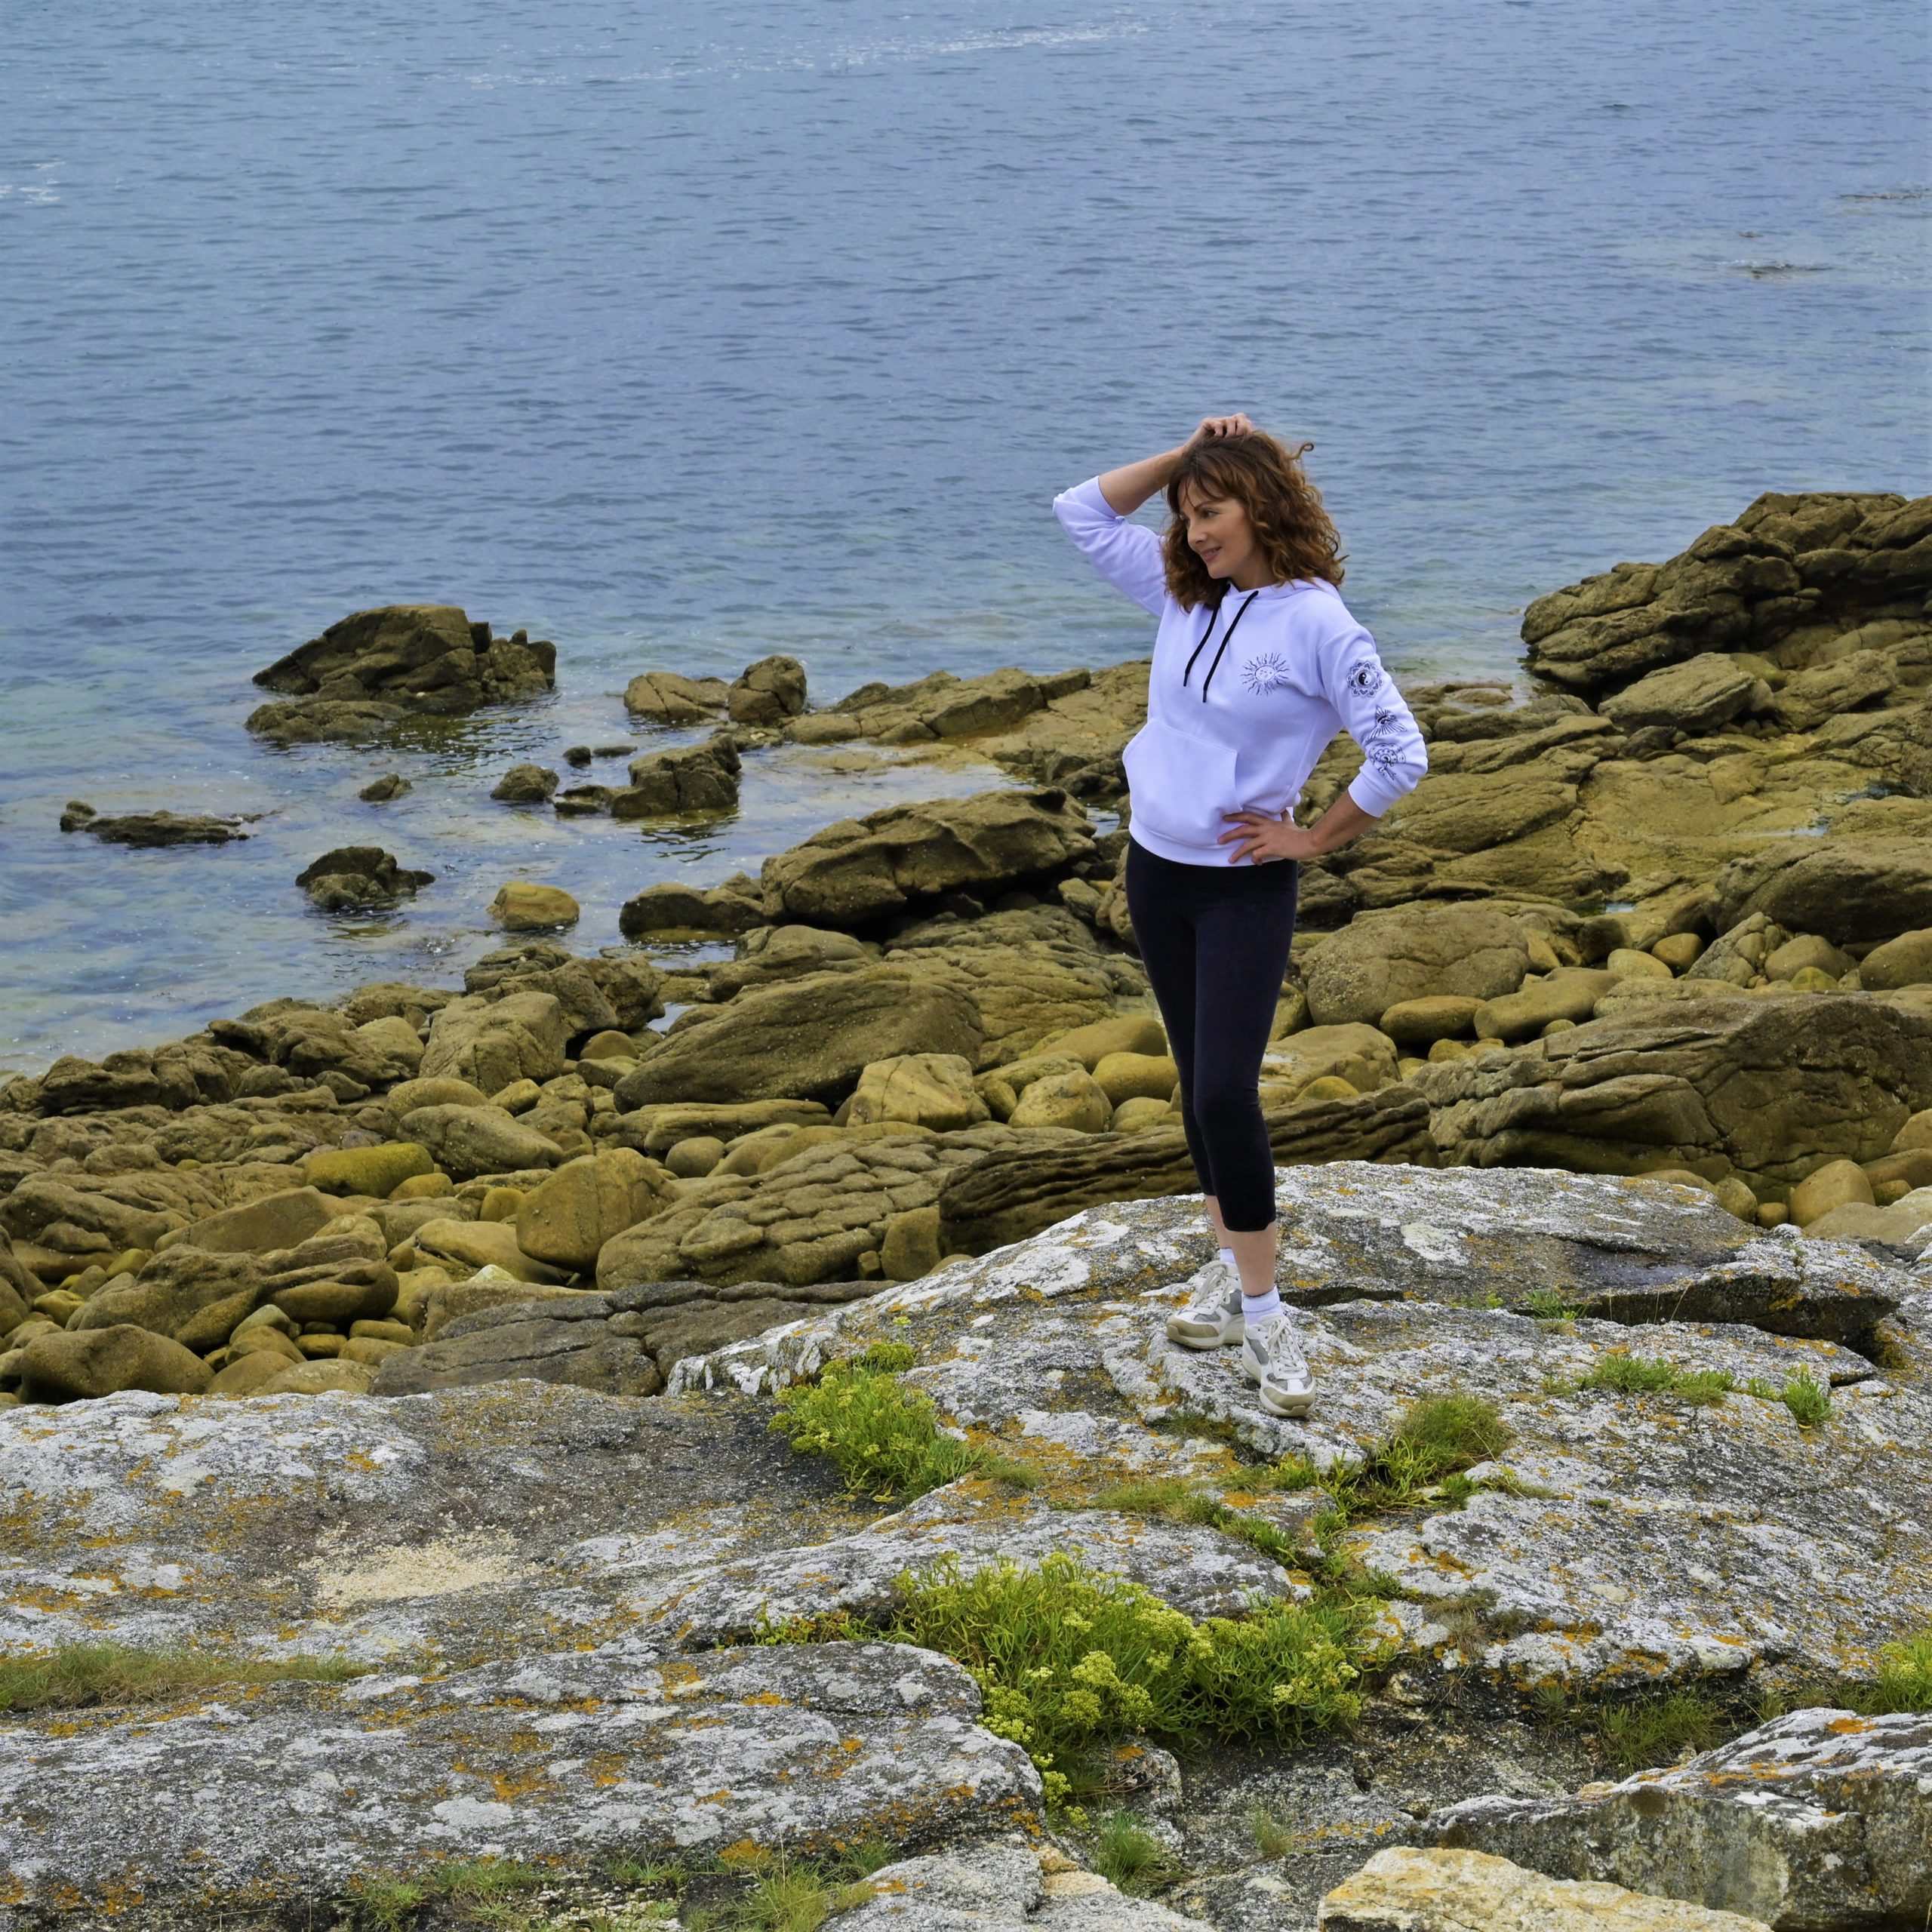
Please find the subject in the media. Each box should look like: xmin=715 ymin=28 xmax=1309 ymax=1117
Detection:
xmin=170 ymin=1186 xmax=342 ymax=1256
xmin=489 ymin=881 xmax=580 ymax=931
xmin=254 ymin=1358 xmax=376 ymax=1395
xmin=1261 ymin=1023 xmax=1399 ymax=1097
xmin=513 ymin=1149 xmax=684 ymax=1273
xmin=1424 ymin=994 xmax=1932 ymax=1187
xmin=759 ymin=789 xmax=1095 ymax=928
xmin=1803 ymin=1192 xmax=1932 ymax=1245
xmin=1788 ymin=1157 xmax=1874 ymax=1226
xmin=1432 ymin=1709 xmax=1930 ymax=1932
xmin=613 ymin=736 xmax=741 ymax=817
xmin=706 ymin=924 xmax=875 ymax=998
xmin=398 ymin=1104 xmax=565 ymax=1181
xmin=1686 ymin=912 xmax=1789 ymax=987
xmin=419 ymin=990 xmax=569 ymax=1093
xmin=209 ymin=1352 xmax=296 ymax=1396
xmin=301 ymin=1143 xmax=434 ymax=1198
xmin=1712 ymin=838 xmax=1932 ymax=949
xmin=1007 ymin=1069 xmax=1112 ymax=1133
xmin=261 ymin=1222 xmax=400 ymax=1325
xmin=0 ymin=1232 xmax=35 ymax=1332
xmin=358 ymin=772 xmax=411 ymax=802
xmin=1380 ymin=995 xmax=1485 ymax=1048
xmin=1521 ymin=493 xmax=1924 ymax=695
xmin=614 ymin=966 xmax=983 ymax=1108
xmin=17 ymin=1324 xmax=213 ymax=1401
xmin=69 ymin=1247 xmax=265 ymax=1352
xmin=1763 ymin=931 xmax=1854 ymax=982
xmin=1767 ymin=645 xmax=1899 ymax=731
xmin=248 ymin=605 xmax=555 ymax=740
xmin=1304 ymin=905 xmax=1532 ymax=1028
xmin=490 ymin=763 xmax=558 ymax=804
xmin=1473 ymin=970 xmax=1620 ymax=1042
xmin=1317 ymin=1847 xmax=1770 ymax=1932
xmin=386 ymin=1075 xmax=493 ymax=1114
xmin=411 ymin=1217 xmax=565 ymax=1285
xmin=727 ymin=654 xmax=808 ymax=724
xmin=295 ymin=846 xmax=434 ymax=911
xmin=617 ymin=872 xmax=768 ymax=937
xmin=1091 ymin=1051 xmax=1180 ymax=1106
xmin=623 ymin=668 xmax=729 ymax=721
xmin=1034 ymin=1012 xmax=1168 ymax=1069
xmin=847 ymin=1054 xmax=990 ymax=1132
xmin=1894 ymin=1107 xmax=1932 ymax=1153
xmin=1 ymin=1176 xmax=177 ymax=1257
xmin=1598 ymin=651 xmax=1767 ymax=734
xmin=1860 ymin=925 xmax=1932 ymax=989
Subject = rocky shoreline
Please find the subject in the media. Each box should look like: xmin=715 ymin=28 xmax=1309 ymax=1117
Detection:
xmin=4 ymin=490 xmax=1931 ymax=1930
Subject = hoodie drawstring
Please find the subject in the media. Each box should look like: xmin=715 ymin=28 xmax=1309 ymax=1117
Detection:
xmin=1182 ymin=589 xmax=1261 ymax=701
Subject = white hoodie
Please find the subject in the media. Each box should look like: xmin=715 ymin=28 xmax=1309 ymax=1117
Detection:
xmin=1054 ymin=475 xmax=1427 ymax=866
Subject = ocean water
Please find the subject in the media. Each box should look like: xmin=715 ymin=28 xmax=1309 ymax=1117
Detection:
xmin=2 ymin=0 xmax=1926 ymax=1072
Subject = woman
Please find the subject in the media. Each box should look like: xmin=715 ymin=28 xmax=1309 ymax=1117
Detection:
xmin=1054 ymin=416 xmax=1426 ymax=1417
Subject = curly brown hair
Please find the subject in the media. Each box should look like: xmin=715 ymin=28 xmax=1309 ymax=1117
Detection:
xmin=1162 ymin=432 xmax=1346 ymax=608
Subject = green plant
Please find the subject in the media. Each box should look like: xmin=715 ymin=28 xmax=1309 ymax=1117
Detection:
xmin=1672 ymin=1370 xmax=1734 ymax=1407
xmin=1226 ymin=1454 xmax=1323 ymax=1494
xmin=351 ymin=1874 xmax=429 ymax=1932
xmin=0 ymin=1644 xmax=368 ymax=1714
xmin=1598 ymin=1691 xmax=1728 ymax=1769
xmin=769 ymin=1358 xmax=1036 ymax=1501
xmin=1580 ymin=1353 xmax=1681 ymax=1395
xmin=1780 ymin=1372 xmax=1831 ymax=1428
xmin=1523 ymin=1287 xmax=1581 ymax=1321
xmin=1088 ymin=1478 xmax=1303 ymax=1567
xmin=1090 ymin=1811 xmax=1177 ymax=1896
xmin=1745 ymin=1377 xmax=1778 ymax=1399
xmin=881 ymin=1552 xmax=1368 ymax=1805
xmin=856 ymin=1340 xmax=917 ymax=1373
xmin=1872 ymin=1627 xmax=1932 ymax=1711
xmin=1247 ymin=1802 xmax=1294 ymax=1860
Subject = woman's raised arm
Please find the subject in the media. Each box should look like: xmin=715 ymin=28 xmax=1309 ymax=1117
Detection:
xmin=1097 ymin=414 xmax=1255 ymax=513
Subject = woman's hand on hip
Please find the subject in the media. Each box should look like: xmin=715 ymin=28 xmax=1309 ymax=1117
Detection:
xmin=1217 ymin=808 xmax=1320 ymax=865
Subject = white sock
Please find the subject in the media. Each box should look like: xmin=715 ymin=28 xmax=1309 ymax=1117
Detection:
xmin=1241 ymin=1286 xmax=1282 ymax=1320
xmin=1217 ymin=1247 xmax=1236 ymax=1271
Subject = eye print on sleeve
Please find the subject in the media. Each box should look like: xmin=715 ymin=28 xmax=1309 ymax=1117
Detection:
xmin=1241 ymin=651 xmax=1294 ymax=695
xmin=1363 ymin=709 xmax=1407 ymax=768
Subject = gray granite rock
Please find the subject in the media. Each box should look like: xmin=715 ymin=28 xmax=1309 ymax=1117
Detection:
xmin=1431 ymin=1708 xmax=1931 ymax=1930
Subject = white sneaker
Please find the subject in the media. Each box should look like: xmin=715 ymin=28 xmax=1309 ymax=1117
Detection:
xmin=1242 ymin=1312 xmax=1317 ymax=1417
xmin=1164 ymin=1258 xmax=1245 ymax=1350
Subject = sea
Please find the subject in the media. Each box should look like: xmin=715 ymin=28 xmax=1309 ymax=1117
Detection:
xmin=2 ymin=0 xmax=1926 ymax=1071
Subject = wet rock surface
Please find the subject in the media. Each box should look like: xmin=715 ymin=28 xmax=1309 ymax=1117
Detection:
xmin=248 ymin=603 xmax=555 ymax=741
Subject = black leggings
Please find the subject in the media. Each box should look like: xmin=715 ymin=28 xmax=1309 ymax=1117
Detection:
xmin=1124 ymin=838 xmax=1300 ymax=1233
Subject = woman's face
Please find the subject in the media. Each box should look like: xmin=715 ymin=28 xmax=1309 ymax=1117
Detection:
xmin=1180 ymin=486 xmax=1263 ymax=586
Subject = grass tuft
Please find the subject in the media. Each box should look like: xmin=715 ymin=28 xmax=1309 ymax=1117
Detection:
xmin=0 ymin=1644 xmax=368 ymax=1714
xmin=1522 ymin=1287 xmax=1582 ymax=1321
xmin=1247 ymin=1802 xmax=1295 ymax=1860
xmin=1557 ymin=1354 xmax=1736 ymax=1407
xmin=1598 ymin=1690 xmax=1728 ymax=1769
xmin=1780 ymin=1371 xmax=1831 ymax=1428
xmin=770 ymin=1356 xmax=1038 ymax=1501
xmin=1090 ymin=1811 xmax=1177 ymax=1896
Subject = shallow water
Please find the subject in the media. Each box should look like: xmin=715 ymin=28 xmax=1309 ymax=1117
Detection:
xmin=2 ymin=0 xmax=1926 ymax=1069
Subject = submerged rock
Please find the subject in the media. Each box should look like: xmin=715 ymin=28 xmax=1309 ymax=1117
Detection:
xmin=58 ymin=802 xmax=250 ymax=846
xmin=614 ymin=734 xmax=742 ymax=817
xmin=294 ymin=846 xmax=434 ymax=912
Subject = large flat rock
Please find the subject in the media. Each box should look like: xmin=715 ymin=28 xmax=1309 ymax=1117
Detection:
xmin=0 ymin=1640 xmax=1038 ymax=1930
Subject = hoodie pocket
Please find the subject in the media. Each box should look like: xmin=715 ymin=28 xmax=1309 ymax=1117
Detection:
xmin=1121 ymin=718 xmax=1241 ymax=849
